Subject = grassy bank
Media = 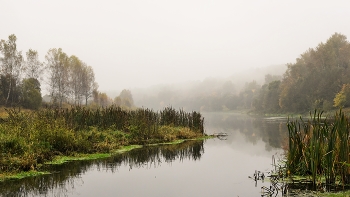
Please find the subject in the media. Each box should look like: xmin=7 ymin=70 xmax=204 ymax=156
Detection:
xmin=0 ymin=106 xmax=205 ymax=177
xmin=320 ymin=191 xmax=350 ymax=197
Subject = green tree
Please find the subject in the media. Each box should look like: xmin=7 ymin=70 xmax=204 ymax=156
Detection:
xmin=278 ymin=33 xmax=350 ymax=112
xmin=0 ymin=34 xmax=23 ymax=106
xmin=263 ymin=80 xmax=281 ymax=112
xmin=20 ymin=78 xmax=42 ymax=109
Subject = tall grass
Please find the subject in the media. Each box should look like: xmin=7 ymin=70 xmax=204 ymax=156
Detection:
xmin=0 ymin=106 xmax=205 ymax=173
xmin=35 ymin=106 xmax=204 ymax=135
xmin=287 ymin=110 xmax=350 ymax=186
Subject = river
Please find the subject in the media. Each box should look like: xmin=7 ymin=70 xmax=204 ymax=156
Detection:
xmin=0 ymin=112 xmax=287 ymax=197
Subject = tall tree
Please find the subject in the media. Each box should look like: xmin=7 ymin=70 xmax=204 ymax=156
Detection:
xmin=81 ymin=64 xmax=96 ymax=105
xmin=0 ymin=74 xmax=20 ymax=105
xmin=0 ymin=34 xmax=23 ymax=106
xmin=25 ymin=49 xmax=44 ymax=80
xmin=68 ymin=55 xmax=84 ymax=105
xmin=45 ymin=48 xmax=69 ymax=107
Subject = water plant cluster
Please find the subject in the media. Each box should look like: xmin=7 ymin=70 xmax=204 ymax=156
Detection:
xmin=287 ymin=110 xmax=350 ymax=187
xmin=0 ymin=106 xmax=204 ymax=174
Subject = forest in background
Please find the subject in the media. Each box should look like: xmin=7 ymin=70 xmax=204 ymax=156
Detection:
xmin=133 ymin=33 xmax=350 ymax=114
xmin=256 ymin=32 xmax=350 ymax=113
xmin=2 ymin=33 xmax=350 ymax=114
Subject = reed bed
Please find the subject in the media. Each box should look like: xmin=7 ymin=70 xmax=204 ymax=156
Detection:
xmin=35 ymin=106 xmax=204 ymax=134
xmin=287 ymin=110 xmax=350 ymax=186
xmin=0 ymin=106 xmax=204 ymax=173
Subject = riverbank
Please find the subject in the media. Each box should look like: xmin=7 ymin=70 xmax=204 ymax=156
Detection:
xmin=0 ymin=106 xmax=205 ymax=180
xmin=248 ymin=107 xmax=350 ymax=118
xmin=0 ymin=136 xmax=212 ymax=182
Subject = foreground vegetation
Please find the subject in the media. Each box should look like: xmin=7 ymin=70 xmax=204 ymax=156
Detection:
xmin=0 ymin=106 xmax=205 ymax=175
xmin=287 ymin=110 xmax=350 ymax=188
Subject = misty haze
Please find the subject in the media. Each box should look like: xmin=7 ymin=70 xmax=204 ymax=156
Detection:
xmin=1 ymin=1 xmax=350 ymax=196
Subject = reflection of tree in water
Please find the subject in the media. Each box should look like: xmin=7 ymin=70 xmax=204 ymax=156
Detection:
xmin=252 ymin=118 xmax=288 ymax=150
xmin=204 ymin=113 xmax=287 ymax=150
xmin=0 ymin=161 xmax=89 ymax=197
xmin=105 ymin=140 xmax=203 ymax=172
xmin=0 ymin=140 xmax=204 ymax=197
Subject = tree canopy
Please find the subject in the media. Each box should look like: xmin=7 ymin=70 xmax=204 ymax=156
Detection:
xmin=252 ymin=33 xmax=350 ymax=113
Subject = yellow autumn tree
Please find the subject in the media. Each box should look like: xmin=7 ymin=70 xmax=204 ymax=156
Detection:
xmin=334 ymin=84 xmax=350 ymax=108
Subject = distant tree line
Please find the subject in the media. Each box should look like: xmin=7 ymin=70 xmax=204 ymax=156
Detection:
xmin=136 ymin=33 xmax=350 ymax=113
xmin=90 ymin=89 xmax=135 ymax=110
xmin=235 ymin=33 xmax=350 ymax=113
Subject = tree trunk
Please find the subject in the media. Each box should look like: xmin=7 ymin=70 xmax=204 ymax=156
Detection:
xmin=5 ymin=76 xmax=12 ymax=106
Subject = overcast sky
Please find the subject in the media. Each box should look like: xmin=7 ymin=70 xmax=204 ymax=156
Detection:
xmin=1 ymin=1 xmax=350 ymax=94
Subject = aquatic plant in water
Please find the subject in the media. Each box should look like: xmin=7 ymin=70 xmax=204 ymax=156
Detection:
xmin=286 ymin=110 xmax=350 ymax=188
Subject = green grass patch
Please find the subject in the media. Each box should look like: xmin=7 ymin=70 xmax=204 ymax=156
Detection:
xmin=47 ymin=145 xmax=145 ymax=165
xmin=0 ymin=171 xmax=50 ymax=182
xmin=46 ymin=153 xmax=112 ymax=165
xmin=319 ymin=190 xmax=350 ymax=197
xmin=198 ymin=135 xmax=216 ymax=140
xmin=148 ymin=139 xmax=185 ymax=146
xmin=112 ymin=145 xmax=143 ymax=154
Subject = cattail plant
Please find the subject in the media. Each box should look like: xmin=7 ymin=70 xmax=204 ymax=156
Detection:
xmin=287 ymin=110 xmax=350 ymax=186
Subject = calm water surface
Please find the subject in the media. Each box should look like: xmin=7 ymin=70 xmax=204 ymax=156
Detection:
xmin=0 ymin=112 xmax=287 ymax=197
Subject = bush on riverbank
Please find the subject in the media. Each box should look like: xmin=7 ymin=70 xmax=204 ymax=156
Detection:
xmin=0 ymin=106 xmax=204 ymax=173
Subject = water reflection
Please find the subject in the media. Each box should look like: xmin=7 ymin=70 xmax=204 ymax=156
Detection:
xmin=203 ymin=112 xmax=288 ymax=151
xmin=0 ymin=140 xmax=204 ymax=197
xmin=104 ymin=140 xmax=203 ymax=171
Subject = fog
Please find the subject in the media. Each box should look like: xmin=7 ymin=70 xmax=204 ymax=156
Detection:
xmin=130 ymin=64 xmax=286 ymax=111
xmin=1 ymin=1 xmax=350 ymax=101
